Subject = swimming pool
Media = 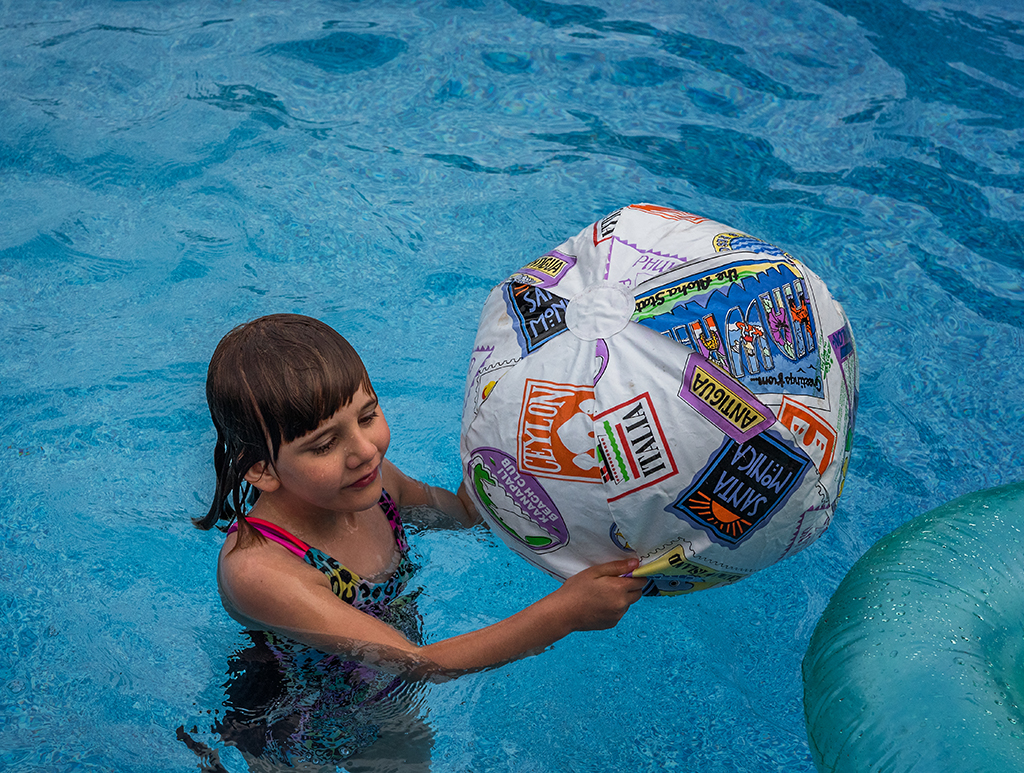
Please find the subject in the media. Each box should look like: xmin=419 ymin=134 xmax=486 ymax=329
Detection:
xmin=1 ymin=0 xmax=1022 ymax=770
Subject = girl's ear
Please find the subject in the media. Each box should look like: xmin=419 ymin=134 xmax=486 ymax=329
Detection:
xmin=244 ymin=460 xmax=281 ymax=493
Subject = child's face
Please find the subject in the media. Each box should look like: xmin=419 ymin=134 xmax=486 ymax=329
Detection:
xmin=256 ymin=384 xmax=391 ymax=516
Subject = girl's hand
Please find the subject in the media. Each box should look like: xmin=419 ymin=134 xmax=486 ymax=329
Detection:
xmin=554 ymin=558 xmax=646 ymax=631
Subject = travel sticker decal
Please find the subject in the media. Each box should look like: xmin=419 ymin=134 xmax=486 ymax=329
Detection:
xmin=628 ymin=204 xmax=710 ymax=224
xmin=679 ymin=357 xmax=775 ymax=444
xmin=827 ymin=323 xmax=858 ymax=502
xmin=633 ymin=258 xmax=823 ymax=399
xmin=780 ymin=483 xmax=834 ymax=561
xmin=593 ymin=392 xmax=678 ymax=501
xmin=671 ymin=312 xmax=731 ymax=373
xmin=711 ymin=232 xmax=792 ymax=259
xmin=604 ymin=237 xmax=688 ymax=289
xmin=777 ymin=396 xmax=837 ymax=475
xmin=632 ymin=541 xmax=748 ymax=595
xmin=463 ymin=345 xmax=520 ymax=419
xmin=667 ymin=432 xmax=812 ymax=548
xmin=829 ymin=324 xmax=855 ymax=366
xmin=517 ymin=380 xmax=603 ymax=483
xmin=503 ymin=283 xmax=569 ymax=356
xmin=468 ymin=446 xmax=569 ymax=553
xmin=592 ymin=207 xmax=623 ymax=245
xmin=465 ymin=345 xmax=493 ymax=397
xmin=609 ymin=521 xmax=633 ymax=551
xmin=829 ymin=323 xmax=859 ymax=416
xmin=511 ymin=250 xmax=577 ymax=288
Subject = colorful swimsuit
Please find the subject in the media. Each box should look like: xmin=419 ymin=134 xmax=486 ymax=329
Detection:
xmin=217 ymin=490 xmax=423 ymax=765
xmin=226 ymin=488 xmax=417 ymax=616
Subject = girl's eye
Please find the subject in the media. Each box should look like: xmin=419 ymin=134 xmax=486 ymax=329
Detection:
xmin=312 ymin=437 xmax=337 ymax=455
xmin=359 ymin=411 xmax=379 ymax=427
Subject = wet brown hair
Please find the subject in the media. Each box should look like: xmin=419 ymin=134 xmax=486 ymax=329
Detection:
xmin=194 ymin=313 xmax=373 ymax=532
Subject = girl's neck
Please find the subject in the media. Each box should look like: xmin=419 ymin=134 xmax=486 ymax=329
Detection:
xmin=249 ymin=492 xmax=364 ymax=545
xmin=247 ymin=488 xmax=396 ymax=580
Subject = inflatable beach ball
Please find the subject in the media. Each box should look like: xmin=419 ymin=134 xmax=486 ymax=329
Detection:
xmin=460 ymin=204 xmax=858 ymax=595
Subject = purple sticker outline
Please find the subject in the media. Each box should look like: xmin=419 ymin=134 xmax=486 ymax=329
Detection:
xmin=678 ymin=356 xmax=775 ymax=443
xmin=467 ymin=446 xmax=569 ymax=553
xmin=603 ymin=236 xmax=689 ymax=284
xmin=511 ymin=250 xmax=577 ymax=289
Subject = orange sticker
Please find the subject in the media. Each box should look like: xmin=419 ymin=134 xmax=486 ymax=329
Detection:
xmin=778 ymin=396 xmax=837 ymax=475
xmin=517 ymin=380 xmax=603 ymax=483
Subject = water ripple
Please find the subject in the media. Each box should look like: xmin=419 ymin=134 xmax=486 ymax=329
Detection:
xmin=608 ymin=57 xmax=682 ymax=87
xmin=532 ymin=111 xmax=836 ymax=206
xmin=32 ymin=18 xmax=232 ymax=49
xmin=481 ymin=51 xmax=533 ymax=74
xmin=187 ymin=84 xmax=289 ymax=129
xmin=910 ymin=243 xmax=1024 ymax=330
xmin=504 ymin=3 xmax=818 ymax=100
xmin=504 ymin=0 xmax=606 ymax=28
xmin=424 ymin=153 xmax=543 ymax=175
xmin=655 ymin=29 xmax=817 ymax=101
xmin=817 ymin=0 xmax=1024 ymax=128
xmin=842 ymin=157 xmax=1024 ymax=271
xmin=261 ymin=31 xmax=408 ymax=74
xmin=0 ymin=233 xmax=130 ymax=284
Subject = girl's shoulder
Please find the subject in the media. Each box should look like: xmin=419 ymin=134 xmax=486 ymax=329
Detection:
xmin=216 ymin=524 xmax=333 ymax=626
xmin=217 ymin=523 xmax=327 ymax=594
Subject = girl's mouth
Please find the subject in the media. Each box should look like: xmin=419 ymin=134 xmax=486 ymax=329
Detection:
xmin=349 ymin=467 xmax=379 ymax=489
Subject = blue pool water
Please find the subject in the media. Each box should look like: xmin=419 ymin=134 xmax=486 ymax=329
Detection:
xmin=2 ymin=0 xmax=1023 ymax=770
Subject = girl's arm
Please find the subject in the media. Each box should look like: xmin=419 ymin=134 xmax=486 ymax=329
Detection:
xmin=218 ymin=533 xmax=644 ymax=682
xmin=411 ymin=556 xmax=644 ymax=677
xmin=381 ymin=458 xmax=482 ymax=527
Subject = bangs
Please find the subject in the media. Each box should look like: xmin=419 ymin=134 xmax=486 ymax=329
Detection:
xmin=207 ymin=314 xmax=372 ymax=462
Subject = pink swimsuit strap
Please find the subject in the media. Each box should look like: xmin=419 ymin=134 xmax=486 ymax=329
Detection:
xmin=227 ymin=517 xmax=309 ymax=558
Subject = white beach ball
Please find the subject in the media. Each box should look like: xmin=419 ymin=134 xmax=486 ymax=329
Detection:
xmin=460 ymin=204 xmax=858 ymax=595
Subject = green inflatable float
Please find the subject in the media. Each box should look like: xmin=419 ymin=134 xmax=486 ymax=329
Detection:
xmin=803 ymin=482 xmax=1024 ymax=771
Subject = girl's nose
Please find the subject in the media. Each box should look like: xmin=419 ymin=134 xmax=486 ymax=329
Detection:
xmin=347 ymin=430 xmax=377 ymax=467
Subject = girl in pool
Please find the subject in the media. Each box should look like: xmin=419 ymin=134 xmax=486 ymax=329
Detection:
xmin=195 ymin=313 xmax=643 ymax=768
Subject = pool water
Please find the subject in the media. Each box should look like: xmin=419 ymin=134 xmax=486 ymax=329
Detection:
xmin=1 ymin=0 xmax=1022 ymax=770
